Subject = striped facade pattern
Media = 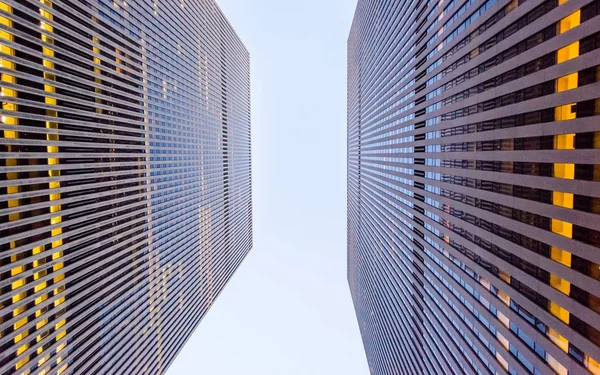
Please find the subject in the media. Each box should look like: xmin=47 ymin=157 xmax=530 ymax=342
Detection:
xmin=0 ymin=0 xmax=252 ymax=373
xmin=348 ymin=0 xmax=600 ymax=374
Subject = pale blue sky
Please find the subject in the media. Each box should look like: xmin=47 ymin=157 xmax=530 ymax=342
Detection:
xmin=166 ymin=1 xmax=368 ymax=374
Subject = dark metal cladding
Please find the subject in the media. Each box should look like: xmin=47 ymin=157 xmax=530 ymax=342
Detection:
xmin=348 ymin=0 xmax=600 ymax=374
xmin=0 ymin=0 xmax=252 ymax=373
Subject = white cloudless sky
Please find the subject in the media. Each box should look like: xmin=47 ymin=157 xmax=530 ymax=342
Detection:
xmin=165 ymin=1 xmax=369 ymax=374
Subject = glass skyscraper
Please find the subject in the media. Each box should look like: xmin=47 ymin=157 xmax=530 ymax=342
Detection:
xmin=348 ymin=0 xmax=600 ymax=374
xmin=0 ymin=0 xmax=251 ymax=373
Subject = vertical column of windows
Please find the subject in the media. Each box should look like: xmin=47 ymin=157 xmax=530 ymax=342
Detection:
xmin=548 ymin=10 xmax=581 ymax=327
xmin=0 ymin=2 xmax=27 ymax=373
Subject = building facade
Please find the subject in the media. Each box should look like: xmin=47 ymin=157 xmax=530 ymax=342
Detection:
xmin=348 ymin=0 xmax=600 ymax=374
xmin=0 ymin=0 xmax=252 ymax=373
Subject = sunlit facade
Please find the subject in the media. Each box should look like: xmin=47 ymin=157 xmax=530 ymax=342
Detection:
xmin=0 ymin=0 xmax=252 ymax=373
xmin=347 ymin=0 xmax=600 ymax=374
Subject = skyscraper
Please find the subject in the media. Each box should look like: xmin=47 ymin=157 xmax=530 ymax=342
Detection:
xmin=0 ymin=0 xmax=251 ymax=372
xmin=348 ymin=0 xmax=600 ymax=374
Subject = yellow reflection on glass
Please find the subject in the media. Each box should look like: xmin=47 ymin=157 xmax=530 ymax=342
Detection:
xmin=559 ymin=11 xmax=580 ymax=33
xmin=550 ymin=274 xmax=571 ymax=295
xmin=557 ymin=41 xmax=579 ymax=63
xmin=548 ymin=328 xmax=569 ymax=353
xmin=498 ymin=289 xmax=511 ymax=306
xmin=498 ymin=270 xmax=511 ymax=284
xmin=551 ymin=247 xmax=572 ymax=267
xmin=586 ymin=355 xmax=600 ymax=375
xmin=550 ymin=301 xmax=570 ymax=324
xmin=556 ymin=73 xmax=578 ymax=92
xmin=551 ymin=216 xmax=573 ymax=238
xmin=555 ymin=104 xmax=576 ymax=121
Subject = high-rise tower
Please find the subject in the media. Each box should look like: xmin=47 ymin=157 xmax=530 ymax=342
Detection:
xmin=0 ymin=0 xmax=252 ymax=373
xmin=348 ymin=0 xmax=600 ymax=374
